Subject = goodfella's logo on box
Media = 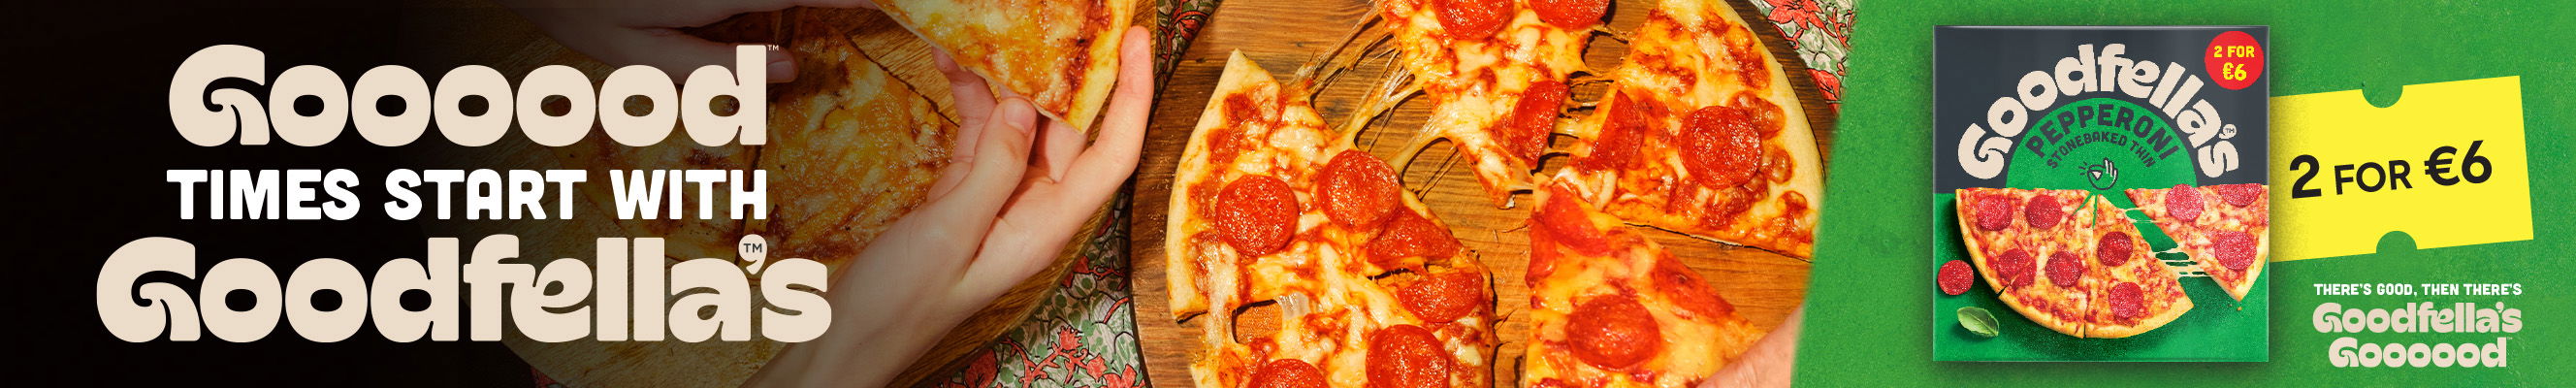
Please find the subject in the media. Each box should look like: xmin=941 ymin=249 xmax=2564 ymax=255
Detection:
xmin=1945 ymin=29 xmax=2268 ymax=190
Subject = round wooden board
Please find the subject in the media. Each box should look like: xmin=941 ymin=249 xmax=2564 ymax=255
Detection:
xmin=1127 ymin=0 xmax=1835 ymax=386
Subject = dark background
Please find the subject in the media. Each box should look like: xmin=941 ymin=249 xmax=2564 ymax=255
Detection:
xmin=14 ymin=3 xmax=531 ymax=386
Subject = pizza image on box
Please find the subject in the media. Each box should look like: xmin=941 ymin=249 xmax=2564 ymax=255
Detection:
xmin=1931 ymin=26 xmax=2270 ymax=362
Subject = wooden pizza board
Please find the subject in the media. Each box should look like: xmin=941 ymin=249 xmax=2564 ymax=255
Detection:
xmin=1127 ymin=0 xmax=1835 ymax=386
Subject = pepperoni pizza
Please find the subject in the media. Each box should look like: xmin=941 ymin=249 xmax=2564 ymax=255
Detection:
xmin=1522 ymin=180 xmax=1760 ymax=387
xmin=1553 ymin=0 xmax=1822 ymax=258
xmin=1166 ymin=52 xmax=1495 ymax=388
xmin=2126 ymin=183 xmax=2271 ymax=302
xmin=1376 ymin=0 xmax=1603 ymax=203
xmin=1954 ymin=188 xmax=2192 ymax=339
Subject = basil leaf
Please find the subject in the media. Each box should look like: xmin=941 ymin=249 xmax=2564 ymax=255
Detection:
xmin=1958 ymin=307 xmax=2001 ymax=338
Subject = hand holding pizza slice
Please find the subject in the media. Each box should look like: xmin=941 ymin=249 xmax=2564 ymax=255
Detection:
xmin=870 ymin=0 xmax=1141 ymax=132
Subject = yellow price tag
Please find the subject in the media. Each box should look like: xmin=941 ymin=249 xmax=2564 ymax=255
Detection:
xmin=2270 ymin=77 xmax=2532 ymax=262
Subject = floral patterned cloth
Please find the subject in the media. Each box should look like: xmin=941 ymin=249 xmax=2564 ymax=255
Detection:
xmin=929 ymin=0 xmax=1852 ymax=386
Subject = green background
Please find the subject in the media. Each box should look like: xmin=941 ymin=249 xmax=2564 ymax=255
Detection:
xmin=1799 ymin=0 xmax=2573 ymax=384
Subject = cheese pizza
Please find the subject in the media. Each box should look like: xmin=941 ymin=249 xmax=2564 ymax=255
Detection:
xmin=1377 ymin=0 xmax=1603 ymax=203
xmin=1522 ymin=179 xmax=1761 ymax=387
xmin=1553 ymin=0 xmax=1822 ymax=258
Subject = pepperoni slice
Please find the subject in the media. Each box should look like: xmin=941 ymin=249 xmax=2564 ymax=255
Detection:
xmin=2107 ymin=282 xmax=2144 ymax=319
xmin=2213 ymin=231 xmax=2260 ymax=271
xmin=1992 ymin=248 xmax=2035 ymax=288
xmin=1322 ymin=150 xmax=1401 ymax=228
xmin=2162 ymin=184 xmax=2204 ymax=221
xmin=2097 ymin=231 xmax=2135 ymax=267
xmin=1367 ymin=210 xmax=1462 ymax=268
xmin=2045 ymin=251 xmax=2084 ymax=288
xmin=1971 ymin=194 xmax=2014 ymax=231
xmin=1534 ymin=185 xmax=1610 ymax=256
xmin=1367 ymin=325 xmax=1450 ymax=388
xmin=2023 ymin=194 xmax=2064 ymax=230
xmin=1530 ymin=0 xmax=1608 ymax=28
xmin=1215 ymin=175 xmax=1299 ymax=256
xmin=1250 ymin=359 xmax=1327 ymax=388
xmin=1437 ymin=0 xmax=1510 ymax=40
xmin=1527 ymin=232 xmax=1561 ymax=285
xmin=1576 ymin=93 xmax=1656 ymax=171
xmin=1937 ymin=260 xmax=1974 ymax=296
xmin=1679 ymin=106 xmax=1762 ymax=188
xmin=1649 ymin=257 xmax=1730 ymax=319
xmin=1568 ymin=294 xmax=1660 ymax=369
xmin=1503 ymin=81 xmax=1568 ymax=164
xmin=1398 ymin=272 xmax=1487 ymax=323
xmin=2216 ymin=183 xmax=2264 ymax=208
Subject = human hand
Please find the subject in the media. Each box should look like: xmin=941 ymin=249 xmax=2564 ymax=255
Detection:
xmin=500 ymin=0 xmax=881 ymax=82
xmin=744 ymin=26 xmax=1152 ymax=388
xmin=1706 ymin=307 xmax=1804 ymax=388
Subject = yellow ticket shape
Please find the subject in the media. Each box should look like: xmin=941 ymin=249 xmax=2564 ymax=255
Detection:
xmin=2270 ymin=76 xmax=2531 ymax=262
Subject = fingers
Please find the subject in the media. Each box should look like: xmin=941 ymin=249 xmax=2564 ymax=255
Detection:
xmin=1067 ymin=26 xmax=1157 ymax=191
xmin=953 ymin=214 xmax=1078 ymax=305
xmin=935 ymin=49 xmax=997 ymax=130
xmin=908 ymin=99 xmax=1041 ymax=246
xmin=1709 ymin=307 xmax=1802 ymax=388
xmin=1034 ymin=121 xmax=1083 ymax=182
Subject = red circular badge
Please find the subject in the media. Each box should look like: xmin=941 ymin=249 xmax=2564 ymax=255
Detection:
xmin=2205 ymin=30 xmax=2264 ymax=90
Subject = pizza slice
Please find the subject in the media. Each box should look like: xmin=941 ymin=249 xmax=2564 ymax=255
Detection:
xmin=1553 ymin=0 xmax=1821 ymax=258
xmin=1167 ymin=52 xmax=1493 ymax=388
xmin=1954 ymin=187 xmax=2193 ymax=338
xmin=747 ymin=26 xmax=953 ymax=274
xmin=1524 ymin=179 xmax=1760 ymax=387
xmin=2084 ymin=197 xmax=2194 ymax=339
xmin=2127 ymin=183 xmax=2272 ymax=302
xmin=1376 ymin=0 xmax=1603 ymax=203
xmin=1953 ymin=188 xmax=2095 ymax=337
xmin=868 ymin=0 xmax=1138 ymax=132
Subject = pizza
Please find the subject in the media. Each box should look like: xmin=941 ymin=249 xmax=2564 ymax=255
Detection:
xmin=1954 ymin=187 xmax=2192 ymax=339
xmin=869 ymin=0 xmax=1138 ymax=132
xmin=522 ymin=15 xmax=955 ymax=387
xmin=749 ymin=24 xmax=954 ymax=275
xmin=1376 ymin=0 xmax=1604 ymax=203
xmin=1553 ymin=0 xmax=1822 ymax=258
xmin=2126 ymin=183 xmax=2271 ymax=302
xmin=1166 ymin=52 xmax=1494 ymax=388
xmin=1523 ymin=179 xmax=1760 ymax=387
xmin=559 ymin=16 xmax=955 ymax=272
